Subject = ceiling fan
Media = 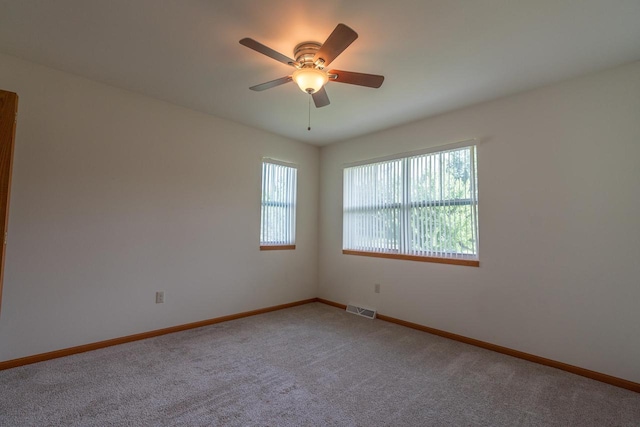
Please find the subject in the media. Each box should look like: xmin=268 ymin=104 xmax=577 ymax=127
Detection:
xmin=239 ymin=23 xmax=384 ymax=108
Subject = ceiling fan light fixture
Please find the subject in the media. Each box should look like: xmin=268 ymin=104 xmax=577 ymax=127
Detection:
xmin=292 ymin=68 xmax=328 ymax=94
xmin=240 ymin=23 xmax=384 ymax=108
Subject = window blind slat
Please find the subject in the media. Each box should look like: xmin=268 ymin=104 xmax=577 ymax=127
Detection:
xmin=445 ymin=151 xmax=450 ymax=258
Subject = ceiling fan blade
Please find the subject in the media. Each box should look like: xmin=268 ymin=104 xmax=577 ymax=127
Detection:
xmin=328 ymin=70 xmax=384 ymax=88
xmin=239 ymin=38 xmax=297 ymax=67
xmin=312 ymin=87 xmax=330 ymax=108
xmin=249 ymin=76 xmax=293 ymax=91
xmin=313 ymin=24 xmax=358 ymax=67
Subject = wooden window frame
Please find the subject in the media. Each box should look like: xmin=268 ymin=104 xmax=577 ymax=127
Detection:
xmin=342 ymin=142 xmax=479 ymax=266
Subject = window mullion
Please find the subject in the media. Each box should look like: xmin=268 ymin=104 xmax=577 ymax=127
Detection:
xmin=401 ymin=158 xmax=410 ymax=254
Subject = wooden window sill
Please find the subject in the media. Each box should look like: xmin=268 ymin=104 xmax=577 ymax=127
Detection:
xmin=260 ymin=245 xmax=296 ymax=251
xmin=342 ymin=250 xmax=479 ymax=267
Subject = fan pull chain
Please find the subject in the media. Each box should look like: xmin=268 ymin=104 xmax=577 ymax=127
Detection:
xmin=307 ymin=95 xmax=311 ymax=131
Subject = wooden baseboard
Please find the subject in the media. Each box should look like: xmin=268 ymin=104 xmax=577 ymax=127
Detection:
xmin=317 ymin=298 xmax=347 ymax=310
xmin=0 ymin=298 xmax=318 ymax=371
xmin=5 ymin=296 xmax=638 ymax=394
xmin=316 ymin=298 xmax=640 ymax=393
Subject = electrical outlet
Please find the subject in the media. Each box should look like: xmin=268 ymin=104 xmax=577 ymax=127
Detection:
xmin=155 ymin=291 xmax=164 ymax=304
xmin=374 ymin=283 xmax=381 ymax=293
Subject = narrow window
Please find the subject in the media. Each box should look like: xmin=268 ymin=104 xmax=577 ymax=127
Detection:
xmin=343 ymin=144 xmax=478 ymax=266
xmin=260 ymin=160 xmax=297 ymax=250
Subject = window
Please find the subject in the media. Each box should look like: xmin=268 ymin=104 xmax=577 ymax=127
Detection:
xmin=260 ymin=160 xmax=297 ymax=250
xmin=343 ymin=143 xmax=479 ymax=266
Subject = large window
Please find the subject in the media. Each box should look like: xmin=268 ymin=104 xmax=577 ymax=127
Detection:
xmin=343 ymin=143 xmax=479 ymax=266
xmin=260 ymin=160 xmax=297 ymax=250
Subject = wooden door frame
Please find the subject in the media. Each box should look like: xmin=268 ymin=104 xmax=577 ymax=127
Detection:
xmin=0 ymin=90 xmax=18 ymax=315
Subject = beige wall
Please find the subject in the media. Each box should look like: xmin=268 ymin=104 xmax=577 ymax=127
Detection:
xmin=318 ymin=61 xmax=640 ymax=383
xmin=0 ymin=54 xmax=319 ymax=361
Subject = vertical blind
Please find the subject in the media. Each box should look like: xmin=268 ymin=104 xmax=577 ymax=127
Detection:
xmin=343 ymin=145 xmax=478 ymax=259
xmin=261 ymin=161 xmax=297 ymax=246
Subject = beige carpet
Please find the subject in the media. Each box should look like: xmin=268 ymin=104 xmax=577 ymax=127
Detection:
xmin=1 ymin=302 xmax=639 ymax=426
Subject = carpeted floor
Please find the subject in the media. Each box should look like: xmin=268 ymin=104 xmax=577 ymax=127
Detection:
xmin=1 ymin=302 xmax=639 ymax=426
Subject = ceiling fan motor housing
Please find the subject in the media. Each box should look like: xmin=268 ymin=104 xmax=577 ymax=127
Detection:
xmin=294 ymin=41 xmax=323 ymax=68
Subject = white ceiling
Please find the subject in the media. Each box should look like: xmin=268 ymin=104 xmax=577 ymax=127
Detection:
xmin=1 ymin=1 xmax=639 ymax=146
